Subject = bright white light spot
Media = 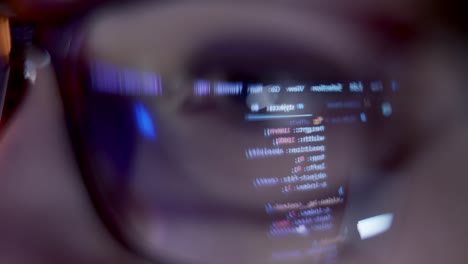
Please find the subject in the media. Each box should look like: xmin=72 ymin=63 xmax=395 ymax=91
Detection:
xmin=296 ymin=225 xmax=308 ymax=235
xmin=357 ymin=213 xmax=394 ymax=240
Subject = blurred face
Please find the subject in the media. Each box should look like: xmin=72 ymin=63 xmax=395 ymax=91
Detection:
xmin=1 ymin=1 xmax=468 ymax=264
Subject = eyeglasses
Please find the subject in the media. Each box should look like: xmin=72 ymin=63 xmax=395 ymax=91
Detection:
xmin=35 ymin=2 xmax=442 ymax=264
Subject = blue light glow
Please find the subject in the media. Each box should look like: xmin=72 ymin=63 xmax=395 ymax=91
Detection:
xmin=134 ymin=103 xmax=156 ymax=140
xmin=392 ymin=80 xmax=399 ymax=92
xmin=360 ymin=112 xmax=367 ymax=123
xmin=246 ymin=114 xmax=313 ymax=121
xmin=382 ymin=102 xmax=393 ymax=117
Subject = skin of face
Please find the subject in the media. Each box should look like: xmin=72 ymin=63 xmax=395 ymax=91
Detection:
xmin=1 ymin=1 xmax=468 ymax=263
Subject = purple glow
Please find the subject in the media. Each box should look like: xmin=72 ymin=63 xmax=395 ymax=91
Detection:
xmin=91 ymin=61 xmax=162 ymax=96
xmin=194 ymin=80 xmax=211 ymax=96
